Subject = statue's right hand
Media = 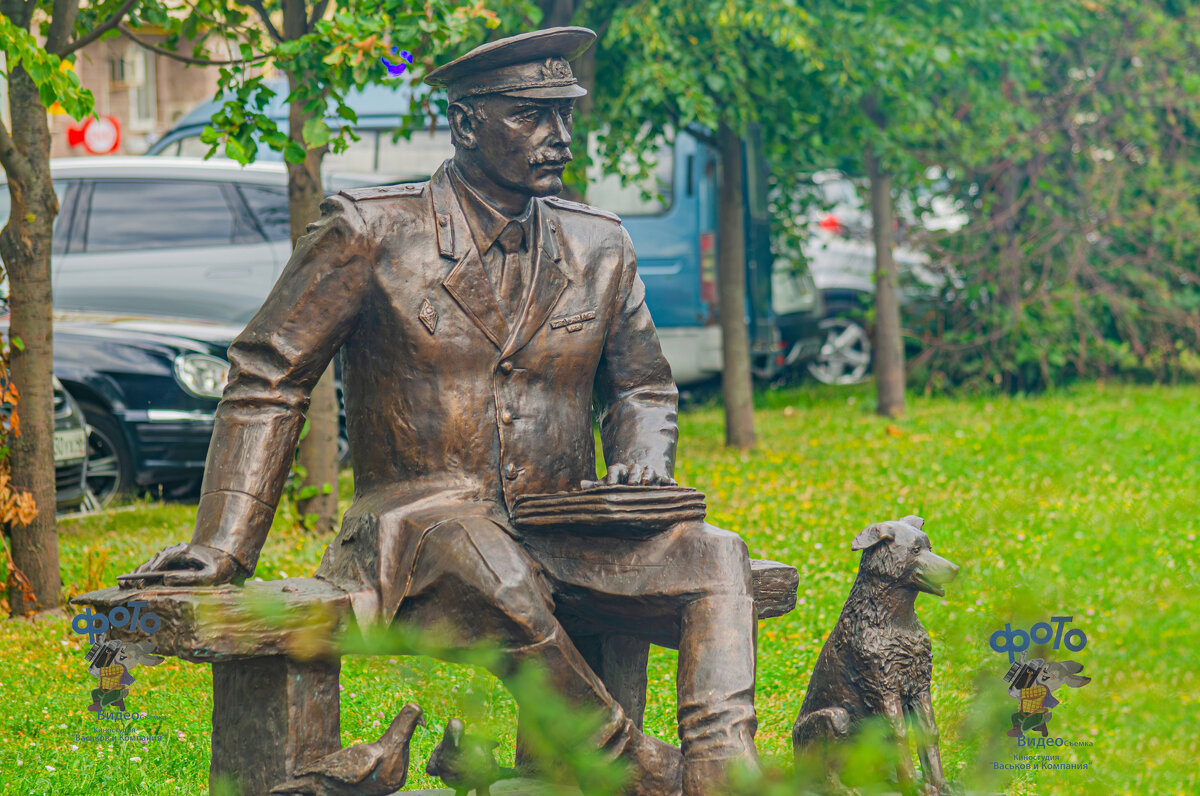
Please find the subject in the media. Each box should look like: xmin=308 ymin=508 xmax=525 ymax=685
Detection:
xmin=117 ymin=543 xmax=247 ymax=589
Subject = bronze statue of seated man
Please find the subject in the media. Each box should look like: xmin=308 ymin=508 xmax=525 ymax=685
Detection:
xmin=124 ymin=27 xmax=758 ymax=796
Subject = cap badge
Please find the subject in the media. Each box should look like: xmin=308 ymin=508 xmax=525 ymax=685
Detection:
xmin=541 ymin=57 xmax=573 ymax=81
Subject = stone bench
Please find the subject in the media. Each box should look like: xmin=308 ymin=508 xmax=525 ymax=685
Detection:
xmin=74 ymin=559 xmax=798 ymax=795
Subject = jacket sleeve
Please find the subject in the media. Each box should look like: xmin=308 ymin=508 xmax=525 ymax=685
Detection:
xmin=190 ymin=194 xmax=373 ymax=574
xmin=593 ymin=224 xmax=679 ymax=477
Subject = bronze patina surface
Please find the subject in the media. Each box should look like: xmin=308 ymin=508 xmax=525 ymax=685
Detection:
xmin=123 ymin=26 xmax=761 ymax=796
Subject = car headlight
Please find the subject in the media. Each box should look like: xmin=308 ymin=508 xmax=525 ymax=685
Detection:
xmin=173 ymin=354 xmax=230 ymax=399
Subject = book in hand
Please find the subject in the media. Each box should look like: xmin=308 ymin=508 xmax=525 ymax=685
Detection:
xmin=510 ymin=484 xmax=707 ymax=536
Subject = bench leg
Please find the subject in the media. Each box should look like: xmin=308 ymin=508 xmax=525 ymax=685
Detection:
xmin=210 ymin=656 xmax=341 ymax=796
xmin=594 ymin=634 xmax=650 ymax=730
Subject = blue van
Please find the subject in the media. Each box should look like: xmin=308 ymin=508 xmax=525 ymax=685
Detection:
xmin=147 ymin=82 xmax=821 ymax=385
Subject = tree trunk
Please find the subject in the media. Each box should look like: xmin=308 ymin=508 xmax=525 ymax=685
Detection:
xmin=866 ymin=145 xmax=905 ymax=418
xmin=0 ymin=65 xmax=62 ymax=614
xmin=284 ymin=9 xmax=338 ymax=534
xmin=716 ymin=122 xmax=755 ymax=448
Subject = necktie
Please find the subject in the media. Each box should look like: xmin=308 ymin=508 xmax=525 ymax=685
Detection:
xmin=495 ymin=220 xmax=526 ymax=323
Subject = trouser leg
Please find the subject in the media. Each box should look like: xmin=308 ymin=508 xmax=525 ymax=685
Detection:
xmin=398 ymin=517 xmax=681 ymax=795
xmin=678 ymin=594 xmax=759 ymax=796
xmin=525 ymin=520 xmax=759 ymax=796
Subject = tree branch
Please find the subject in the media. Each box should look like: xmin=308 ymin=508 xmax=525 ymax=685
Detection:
xmin=119 ymin=25 xmax=271 ymax=66
xmin=45 ymin=0 xmax=79 ymax=55
xmin=308 ymin=0 xmax=330 ymax=30
xmin=58 ymin=0 xmax=138 ymax=55
xmin=245 ymin=0 xmax=284 ymax=43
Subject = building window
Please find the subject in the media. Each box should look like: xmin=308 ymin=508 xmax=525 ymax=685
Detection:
xmin=129 ymin=50 xmax=157 ymax=130
xmin=112 ymin=49 xmax=157 ymax=131
xmin=108 ymin=55 xmax=126 ymax=85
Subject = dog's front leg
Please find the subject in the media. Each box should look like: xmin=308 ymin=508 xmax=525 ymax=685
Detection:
xmin=912 ymin=689 xmax=948 ymax=795
xmin=882 ymin=693 xmax=917 ymax=795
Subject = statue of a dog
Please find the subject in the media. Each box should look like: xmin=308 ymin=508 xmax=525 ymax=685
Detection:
xmin=793 ymin=516 xmax=958 ymax=795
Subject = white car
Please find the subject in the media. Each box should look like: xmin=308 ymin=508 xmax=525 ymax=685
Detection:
xmin=797 ymin=171 xmax=967 ymax=385
xmin=0 ymin=157 xmax=386 ymax=325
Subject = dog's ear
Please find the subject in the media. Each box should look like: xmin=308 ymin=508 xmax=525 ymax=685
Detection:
xmin=851 ymin=523 xmax=895 ymax=551
xmin=1061 ymin=660 xmax=1085 ymax=674
xmin=899 ymin=515 xmax=925 ymax=529
xmin=1064 ymin=674 xmax=1091 ymax=688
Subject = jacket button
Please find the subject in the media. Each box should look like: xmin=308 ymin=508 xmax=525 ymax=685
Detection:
xmin=499 ymin=360 xmax=514 ymax=374
xmin=500 ymin=409 xmax=513 ymax=424
xmin=504 ymin=463 xmax=519 ymax=480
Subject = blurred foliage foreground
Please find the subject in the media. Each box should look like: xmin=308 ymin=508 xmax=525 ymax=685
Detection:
xmin=0 ymin=383 xmax=1196 ymax=795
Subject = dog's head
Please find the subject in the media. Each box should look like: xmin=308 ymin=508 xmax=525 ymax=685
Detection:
xmin=850 ymin=515 xmax=959 ymax=597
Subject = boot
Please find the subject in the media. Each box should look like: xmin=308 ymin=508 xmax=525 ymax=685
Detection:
xmin=619 ymin=731 xmax=683 ymax=796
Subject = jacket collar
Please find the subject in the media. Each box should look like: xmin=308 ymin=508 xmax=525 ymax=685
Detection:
xmin=448 ymin=162 xmax=534 ymax=257
xmin=432 ymin=162 xmax=567 ymax=355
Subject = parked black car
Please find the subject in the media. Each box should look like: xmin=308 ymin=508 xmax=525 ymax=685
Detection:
xmin=52 ymin=312 xmax=238 ymax=507
xmin=54 ymin=377 xmax=90 ymax=512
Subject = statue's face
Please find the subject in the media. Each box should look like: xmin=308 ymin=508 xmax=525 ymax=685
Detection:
xmin=457 ymin=95 xmax=575 ymax=197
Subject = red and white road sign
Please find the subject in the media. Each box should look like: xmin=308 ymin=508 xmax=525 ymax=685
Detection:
xmin=66 ymin=116 xmax=121 ymax=155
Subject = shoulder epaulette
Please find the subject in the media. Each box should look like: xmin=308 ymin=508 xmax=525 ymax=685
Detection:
xmin=544 ymin=195 xmax=622 ymax=224
xmin=339 ymin=182 xmax=426 ymax=202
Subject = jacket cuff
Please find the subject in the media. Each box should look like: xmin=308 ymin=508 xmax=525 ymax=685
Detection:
xmin=192 ymin=489 xmax=277 ymax=575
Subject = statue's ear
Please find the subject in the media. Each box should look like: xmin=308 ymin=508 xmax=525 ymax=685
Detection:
xmin=899 ymin=515 xmax=925 ymax=529
xmin=851 ymin=523 xmax=895 ymax=551
xmin=448 ymin=102 xmax=477 ymax=150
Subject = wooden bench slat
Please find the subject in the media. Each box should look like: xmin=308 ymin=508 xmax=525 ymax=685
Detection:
xmin=72 ymin=559 xmax=797 ymax=661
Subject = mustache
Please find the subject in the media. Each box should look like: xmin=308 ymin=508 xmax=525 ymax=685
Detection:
xmin=529 ymin=150 xmax=573 ymax=166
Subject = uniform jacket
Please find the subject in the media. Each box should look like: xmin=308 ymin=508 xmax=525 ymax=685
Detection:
xmin=191 ymin=162 xmax=679 ymax=625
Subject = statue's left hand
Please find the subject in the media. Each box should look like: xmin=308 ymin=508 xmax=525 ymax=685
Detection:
xmin=584 ymin=463 xmax=676 ymax=488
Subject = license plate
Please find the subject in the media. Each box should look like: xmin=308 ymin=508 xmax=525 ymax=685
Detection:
xmin=54 ymin=428 xmax=87 ymax=464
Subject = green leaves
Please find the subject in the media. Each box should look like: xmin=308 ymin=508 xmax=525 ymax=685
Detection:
xmin=302 ymin=115 xmax=332 ymax=149
xmin=0 ymin=14 xmax=94 ymax=121
xmin=126 ymin=0 xmax=532 ymax=167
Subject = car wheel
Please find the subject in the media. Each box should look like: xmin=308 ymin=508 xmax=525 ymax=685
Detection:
xmin=80 ymin=405 xmax=134 ymax=509
xmin=807 ymin=310 xmax=873 ymax=386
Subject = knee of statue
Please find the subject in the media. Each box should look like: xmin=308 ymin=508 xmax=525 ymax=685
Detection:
xmin=696 ymin=525 xmax=753 ymax=592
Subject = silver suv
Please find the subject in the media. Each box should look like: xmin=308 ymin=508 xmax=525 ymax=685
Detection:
xmin=0 ymin=157 xmax=383 ymax=324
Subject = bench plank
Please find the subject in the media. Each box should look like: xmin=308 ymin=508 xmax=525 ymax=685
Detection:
xmin=73 ymin=560 xmax=797 ymax=659
xmin=73 ymin=578 xmax=350 ymax=661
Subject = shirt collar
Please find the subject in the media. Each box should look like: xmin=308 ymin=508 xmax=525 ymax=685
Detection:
xmin=449 ymin=161 xmax=534 ymax=255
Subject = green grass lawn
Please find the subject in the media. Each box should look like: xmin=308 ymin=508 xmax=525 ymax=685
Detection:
xmin=2 ymin=382 xmax=1197 ymax=795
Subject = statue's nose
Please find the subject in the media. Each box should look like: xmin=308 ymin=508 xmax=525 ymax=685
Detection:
xmin=551 ymin=110 xmax=571 ymax=146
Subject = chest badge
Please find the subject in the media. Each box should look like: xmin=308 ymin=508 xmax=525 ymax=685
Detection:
xmin=418 ymin=298 xmax=439 ymax=335
xmin=550 ymin=309 xmax=597 ymax=333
